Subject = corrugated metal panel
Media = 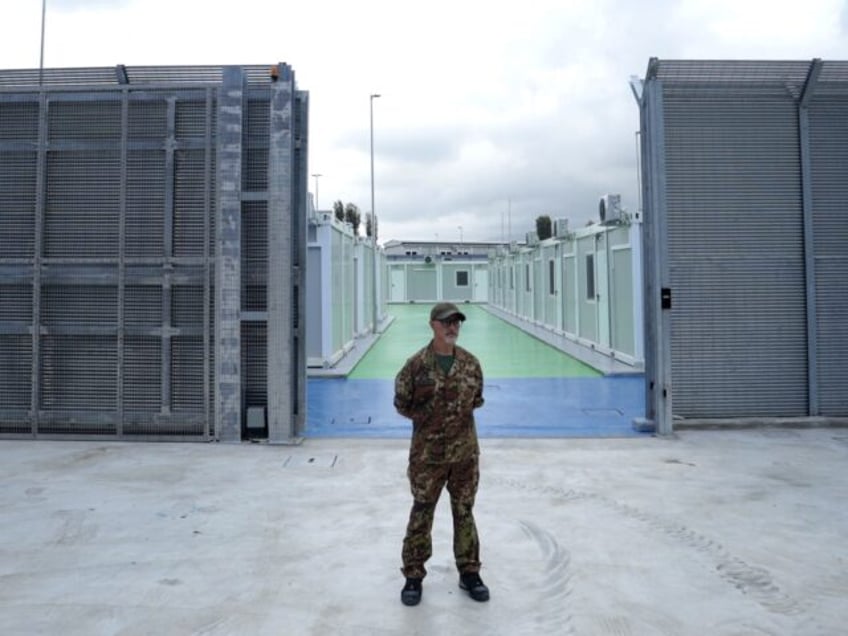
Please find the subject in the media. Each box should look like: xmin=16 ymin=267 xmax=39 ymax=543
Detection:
xmin=171 ymin=336 xmax=205 ymax=413
xmin=1 ymin=84 xmax=215 ymax=438
xmin=40 ymin=335 xmax=118 ymax=412
xmin=0 ymin=151 xmax=37 ymax=258
xmin=653 ymin=60 xmax=811 ymax=93
xmin=669 ymin=261 xmax=807 ymax=417
xmin=126 ymin=150 xmax=166 ymax=257
xmin=0 ymin=63 xmax=305 ymax=441
xmin=0 ymin=65 xmax=278 ymax=90
xmin=242 ymin=203 xmax=268 ymax=313
xmin=814 ymin=260 xmax=848 ymax=415
xmin=0 ymin=284 xmax=32 ymax=322
xmin=240 ymin=92 xmax=270 ymax=435
xmin=0 ymin=335 xmax=31 ymax=410
xmin=176 ymin=99 xmax=210 ymax=138
xmin=42 ymin=284 xmax=118 ymax=325
xmin=123 ymin=336 xmax=161 ymax=412
xmin=242 ymin=322 xmax=268 ymax=409
xmin=817 ymin=61 xmax=848 ymax=96
xmin=0 ymin=101 xmax=39 ymax=137
xmin=173 ymin=149 xmax=208 ymax=257
xmin=810 ymin=93 xmax=848 ymax=415
xmin=243 ymin=99 xmax=269 ymax=192
xmin=45 ymin=150 xmax=121 ymax=258
xmin=663 ymin=86 xmax=808 ymax=417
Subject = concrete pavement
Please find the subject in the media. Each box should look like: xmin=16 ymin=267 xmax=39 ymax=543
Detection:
xmin=1 ymin=430 xmax=846 ymax=635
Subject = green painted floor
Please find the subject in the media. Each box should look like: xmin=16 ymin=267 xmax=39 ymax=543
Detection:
xmin=349 ymin=304 xmax=600 ymax=379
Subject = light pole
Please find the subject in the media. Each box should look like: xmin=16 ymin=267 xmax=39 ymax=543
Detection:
xmin=458 ymin=225 xmax=463 ymax=244
xmin=370 ymin=93 xmax=380 ymax=333
xmin=311 ymin=173 xmax=322 ymax=211
xmin=39 ymin=0 xmax=47 ymax=86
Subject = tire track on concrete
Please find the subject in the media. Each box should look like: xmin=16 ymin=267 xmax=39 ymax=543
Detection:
xmin=492 ymin=476 xmax=827 ymax=636
xmin=518 ymin=520 xmax=575 ymax=635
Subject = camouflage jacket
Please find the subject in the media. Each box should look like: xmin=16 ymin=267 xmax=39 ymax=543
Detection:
xmin=394 ymin=341 xmax=484 ymax=464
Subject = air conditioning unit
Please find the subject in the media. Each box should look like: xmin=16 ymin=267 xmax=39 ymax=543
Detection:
xmin=554 ymin=218 xmax=570 ymax=238
xmin=599 ymin=194 xmax=625 ymax=224
xmin=525 ymin=231 xmax=539 ymax=247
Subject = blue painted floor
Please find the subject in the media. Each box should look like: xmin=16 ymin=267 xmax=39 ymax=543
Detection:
xmin=307 ymin=375 xmax=647 ymax=438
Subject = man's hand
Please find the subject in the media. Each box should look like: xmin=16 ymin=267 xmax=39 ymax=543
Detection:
xmin=412 ymin=381 xmax=435 ymax=406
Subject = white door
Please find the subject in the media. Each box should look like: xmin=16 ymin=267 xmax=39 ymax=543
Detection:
xmin=596 ymin=235 xmax=611 ymax=347
xmin=390 ymin=267 xmax=406 ymax=302
xmin=473 ymin=268 xmax=488 ymax=302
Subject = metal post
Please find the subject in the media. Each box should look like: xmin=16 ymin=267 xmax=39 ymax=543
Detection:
xmin=643 ymin=77 xmax=673 ymax=436
xmin=311 ymin=173 xmax=322 ymax=211
xmin=215 ymin=67 xmax=245 ymax=442
xmin=268 ymin=63 xmax=298 ymax=443
xmin=799 ymin=58 xmax=823 ymax=416
xmin=39 ymin=0 xmax=46 ymax=86
xmin=370 ymin=93 xmax=380 ymax=333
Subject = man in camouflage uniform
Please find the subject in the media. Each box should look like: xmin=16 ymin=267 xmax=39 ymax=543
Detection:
xmin=394 ymin=302 xmax=490 ymax=606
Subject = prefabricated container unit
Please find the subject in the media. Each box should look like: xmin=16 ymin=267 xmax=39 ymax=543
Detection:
xmin=0 ymin=64 xmax=308 ymax=442
xmin=487 ymin=220 xmax=642 ymax=366
xmin=306 ymin=212 xmax=385 ymax=369
xmin=637 ymin=58 xmax=848 ymax=433
xmin=386 ymin=261 xmax=489 ymax=304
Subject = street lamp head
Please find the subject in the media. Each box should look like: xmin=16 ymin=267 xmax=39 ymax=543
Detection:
xmin=371 ymin=93 xmax=381 ymax=99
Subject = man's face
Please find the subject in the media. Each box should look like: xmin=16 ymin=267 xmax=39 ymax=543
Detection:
xmin=431 ymin=316 xmax=462 ymax=347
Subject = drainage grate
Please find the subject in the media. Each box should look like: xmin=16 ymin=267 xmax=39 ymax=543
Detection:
xmin=330 ymin=417 xmax=371 ymax=425
xmin=283 ymin=454 xmax=338 ymax=468
xmin=582 ymin=408 xmax=623 ymax=417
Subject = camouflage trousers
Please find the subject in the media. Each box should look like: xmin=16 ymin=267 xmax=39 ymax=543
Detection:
xmin=401 ymin=456 xmax=481 ymax=579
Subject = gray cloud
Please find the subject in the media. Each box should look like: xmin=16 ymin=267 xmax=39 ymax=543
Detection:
xmin=371 ymin=74 xmax=641 ymax=242
xmin=13 ymin=0 xmax=840 ymax=244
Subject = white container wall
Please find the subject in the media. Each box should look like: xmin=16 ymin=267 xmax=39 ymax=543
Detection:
xmin=488 ymin=221 xmax=644 ymax=370
xmin=306 ymin=211 xmax=384 ymax=368
xmin=386 ymin=260 xmax=489 ymax=304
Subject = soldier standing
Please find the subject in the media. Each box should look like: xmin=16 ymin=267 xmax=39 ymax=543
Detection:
xmin=394 ymin=302 xmax=490 ymax=606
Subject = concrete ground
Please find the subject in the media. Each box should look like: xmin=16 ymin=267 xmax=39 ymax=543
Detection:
xmin=2 ymin=429 xmax=847 ymax=635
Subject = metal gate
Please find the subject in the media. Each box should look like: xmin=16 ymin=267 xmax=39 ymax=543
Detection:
xmin=0 ymin=64 xmax=308 ymax=441
xmin=637 ymin=59 xmax=848 ymax=432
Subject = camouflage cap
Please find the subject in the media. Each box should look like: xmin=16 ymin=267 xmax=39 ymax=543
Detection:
xmin=430 ymin=302 xmax=466 ymax=322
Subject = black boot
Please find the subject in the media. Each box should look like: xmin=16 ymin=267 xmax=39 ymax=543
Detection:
xmin=459 ymin=572 xmax=490 ymax=602
xmin=401 ymin=577 xmax=422 ymax=606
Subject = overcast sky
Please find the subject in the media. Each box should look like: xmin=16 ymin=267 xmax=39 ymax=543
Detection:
xmin=2 ymin=1 xmax=846 ymax=244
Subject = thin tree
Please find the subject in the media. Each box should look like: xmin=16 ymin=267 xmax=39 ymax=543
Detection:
xmin=536 ymin=215 xmax=553 ymax=241
xmin=365 ymin=212 xmax=378 ymax=240
xmin=333 ymin=200 xmax=345 ymax=223
xmin=345 ymin=203 xmax=361 ymax=236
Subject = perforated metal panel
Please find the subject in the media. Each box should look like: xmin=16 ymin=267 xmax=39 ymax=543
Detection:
xmin=664 ymin=92 xmax=807 ymax=417
xmin=640 ymin=59 xmax=848 ymax=423
xmin=0 ymin=64 xmax=308 ymax=440
xmin=809 ymin=64 xmax=848 ymax=415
